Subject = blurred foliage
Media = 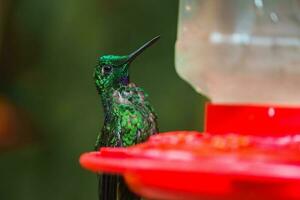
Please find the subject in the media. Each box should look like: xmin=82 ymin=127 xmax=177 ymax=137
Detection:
xmin=0 ymin=96 xmax=35 ymax=151
xmin=0 ymin=0 xmax=206 ymax=199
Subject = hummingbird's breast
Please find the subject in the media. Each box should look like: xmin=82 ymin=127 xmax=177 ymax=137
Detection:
xmin=104 ymin=83 xmax=158 ymax=146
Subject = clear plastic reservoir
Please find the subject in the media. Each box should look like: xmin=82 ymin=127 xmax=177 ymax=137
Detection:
xmin=175 ymin=0 xmax=300 ymax=105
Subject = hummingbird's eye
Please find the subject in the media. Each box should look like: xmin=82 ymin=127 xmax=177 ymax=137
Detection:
xmin=102 ymin=65 xmax=112 ymax=75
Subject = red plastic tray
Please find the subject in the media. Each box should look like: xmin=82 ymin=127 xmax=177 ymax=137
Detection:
xmin=80 ymin=131 xmax=300 ymax=200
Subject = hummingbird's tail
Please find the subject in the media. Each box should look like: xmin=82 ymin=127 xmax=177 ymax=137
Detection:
xmin=98 ymin=174 xmax=117 ymax=200
xmin=98 ymin=174 xmax=140 ymax=200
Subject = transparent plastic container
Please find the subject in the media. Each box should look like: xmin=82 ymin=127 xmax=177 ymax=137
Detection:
xmin=175 ymin=0 xmax=300 ymax=105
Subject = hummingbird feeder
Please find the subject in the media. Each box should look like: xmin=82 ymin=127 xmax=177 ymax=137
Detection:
xmin=80 ymin=0 xmax=300 ymax=199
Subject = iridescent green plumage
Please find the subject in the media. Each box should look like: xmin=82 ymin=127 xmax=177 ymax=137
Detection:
xmin=94 ymin=36 xmax=159 ymax=200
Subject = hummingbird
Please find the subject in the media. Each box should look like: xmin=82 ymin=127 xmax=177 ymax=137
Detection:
xmin=94 ymin=36 xmax=160 ymax=200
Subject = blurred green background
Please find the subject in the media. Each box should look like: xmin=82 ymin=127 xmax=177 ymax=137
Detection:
xmin=0 ymin=0 xmax=206 ymax=199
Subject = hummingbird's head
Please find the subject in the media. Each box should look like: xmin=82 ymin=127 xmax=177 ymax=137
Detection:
xmin=94 ymin=36 xmax=160 ymax=93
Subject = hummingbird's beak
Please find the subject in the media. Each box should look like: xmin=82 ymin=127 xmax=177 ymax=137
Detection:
xmin=125 ymin=35 xmax=160 ymax=64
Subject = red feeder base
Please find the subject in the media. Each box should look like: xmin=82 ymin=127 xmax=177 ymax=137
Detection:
xmin=79 ymin=104 xmax=300 ymax=200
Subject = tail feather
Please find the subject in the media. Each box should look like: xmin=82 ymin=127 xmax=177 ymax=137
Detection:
xmin=98 ymin=174 xmax=140 ymax=200
xmin=98 ymin=174 xmax=118 ymax=200
xmin=119 ymin=177 xmax=140 ymax=200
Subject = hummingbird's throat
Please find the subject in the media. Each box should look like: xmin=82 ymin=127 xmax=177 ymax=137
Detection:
xmin=119 ymin=76 xmax=129 ymax=86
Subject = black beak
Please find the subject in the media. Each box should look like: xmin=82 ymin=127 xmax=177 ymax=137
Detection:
xmin=125 ymin=35 xmax=160 ymax=64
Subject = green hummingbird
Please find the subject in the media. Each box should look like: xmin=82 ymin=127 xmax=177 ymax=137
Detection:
xmin=94 ymin=36 xmax=160 ymax=200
